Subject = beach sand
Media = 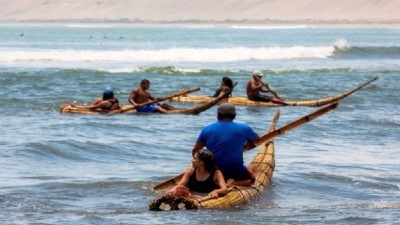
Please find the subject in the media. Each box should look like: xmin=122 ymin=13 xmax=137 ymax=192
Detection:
xmin=1 ymin=0 xmax=399 ymax=26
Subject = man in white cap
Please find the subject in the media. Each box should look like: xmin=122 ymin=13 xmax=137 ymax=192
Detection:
xmin=246 ymin=70 xmax=291 ymax=105
xmin=192 ymin=103 xmax=261 ymax=187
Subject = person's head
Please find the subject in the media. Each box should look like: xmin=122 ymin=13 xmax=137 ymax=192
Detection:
xmin=221 ymin=76 xmax=233 ymax=89
xmin=217 ymin=103 xmax=236 ymax=121
xmin=192 ymin=149 xmax=217 ymax=174
xmin=140 ymin=79 xmax=150 ymax=90
xmin=102 ymin=87 xmax=114 ymax=100
xmin=252 ymin=70 xmax=263 ymax=79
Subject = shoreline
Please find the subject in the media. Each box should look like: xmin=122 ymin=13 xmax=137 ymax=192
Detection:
xmin=1 ymin=20 xmax=400 ymax=29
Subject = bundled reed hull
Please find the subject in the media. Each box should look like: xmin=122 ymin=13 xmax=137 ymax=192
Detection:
xmin=149 ymin=111 xmax=279 ymax=210
xmin=59 ymin=104 xmax=135 ymax=114
xmin=60 ymin=90 xmax=227 ymax=115
xmin=170 ymin=77 xmax=377 ymax=107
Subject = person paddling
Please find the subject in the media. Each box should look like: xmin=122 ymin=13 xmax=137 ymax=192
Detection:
xmin=128 ymin=79 xmax=176 ymax=113
xmin=246 ymin=71 xmax=292 ymax=105
xmin=168 ymin=149 xmax=227 ymax=198
xmin=192 ymin=103 xmax=261 ymax=187
xmin=71 ymin=87 xmax=120 ymax=111
xmin=212 ymin=76 xmax=234 ymax=98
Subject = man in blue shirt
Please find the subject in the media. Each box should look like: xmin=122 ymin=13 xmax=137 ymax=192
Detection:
xmin=192 ymin=103 xmax=261 ymax=186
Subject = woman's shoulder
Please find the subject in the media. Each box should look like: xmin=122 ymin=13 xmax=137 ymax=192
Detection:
xmin=185 ymin=167 xmax=195 ymax=175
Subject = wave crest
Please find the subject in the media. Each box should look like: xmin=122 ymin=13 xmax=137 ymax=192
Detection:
xmin=0 ymin=46 xmax=336 ymax=64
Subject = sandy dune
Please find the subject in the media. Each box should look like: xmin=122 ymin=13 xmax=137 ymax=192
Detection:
xmin=1 ymin=0 xmax=399 ymax=24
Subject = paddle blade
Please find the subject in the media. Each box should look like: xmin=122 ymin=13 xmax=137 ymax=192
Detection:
xmin=153 ymin=174 xmax=184 ymax=191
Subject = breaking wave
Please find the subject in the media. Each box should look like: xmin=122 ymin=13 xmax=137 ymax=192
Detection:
xmin=1 ymin=40 xmax=398 ymax=65
xmin=0 ymin=46 xmax=338 ymax=63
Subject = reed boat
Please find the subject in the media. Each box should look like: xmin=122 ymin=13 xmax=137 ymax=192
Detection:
xmin=170 ymin=77 xmax=377 ymax=107
xmin=59 ymin=88 xmax=227 ymax=115
xmin=149 ymin=102 xmax=339 ymax=210
xmin=60 ymin=104 xmax=132 ymax=115
xmin=149 ymin=110 xmax=280 ymax=210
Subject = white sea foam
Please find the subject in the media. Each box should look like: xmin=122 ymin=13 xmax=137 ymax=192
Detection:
xmin=96 ymin=66 xmax=202 ymax=74
xmin=97 ymin=67 xmax=141 ymax=73
xmin=334 ymin=38 xmax=349 ymax=49
xmin=0 ymin=45 xmax=336 ymax=64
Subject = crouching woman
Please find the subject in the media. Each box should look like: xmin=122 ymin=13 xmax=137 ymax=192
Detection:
xmin=168 ymin=149 xmax=227 ymax=199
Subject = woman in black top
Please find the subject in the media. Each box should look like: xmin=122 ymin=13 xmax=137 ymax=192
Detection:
xmin=168 ymin=149 xmax=227 ymax=198
xmin=213 ymin=76 xmax=234 ymax=98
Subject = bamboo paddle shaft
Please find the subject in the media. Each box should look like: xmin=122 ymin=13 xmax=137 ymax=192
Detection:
xmin=143 ymin=87 xmax=200 ymax=106
xmin=255 ymin=101 xmax=339 ymax=145
xmin=115 ymin=87 xmax=200 ymax=114
xmin=153 ymin=102 xmax=339 ymax=190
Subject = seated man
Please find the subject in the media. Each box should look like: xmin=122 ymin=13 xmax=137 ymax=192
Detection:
xmin=192 ymin=103 xmax=260 ymax=187
xmin=128 ymin=79 xmax=176 ymax=113
xmin=246 ymin=71 xmax=291 ymax=105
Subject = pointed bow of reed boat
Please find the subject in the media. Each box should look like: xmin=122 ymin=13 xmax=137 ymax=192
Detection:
xmin=59 ymin=104 xmax=135 ymax=114
xmin=170 ymin=77 xmax=378 ymax=107
xmin=286 ymin=76 xmax=378 ymax=107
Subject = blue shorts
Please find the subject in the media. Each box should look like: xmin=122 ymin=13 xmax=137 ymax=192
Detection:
xmin=137 ymin=103 xmax=158 ymax=113
xmin=220 ymin=164 xmax=255 ymax=184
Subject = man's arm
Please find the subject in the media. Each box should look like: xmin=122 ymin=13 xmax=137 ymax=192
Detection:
xmin=263 ymin=84 xmax=280 ymax=98
xmin=85 ymin=101 xmax=110 ymax=110
xmin=72 ymin=100 xmax=109 ymax=110
xmin=254 ymin=76 xmax=281 ymax=98
xmin=250 ymin=78 xmax=264 ymax=91
xmin=243 ymin=135 xmax=260 ymax=152
xmin=128 ymin=89 xmax=138 ymax=106
xmin=167 ymin=167 xmax=194 ymax=195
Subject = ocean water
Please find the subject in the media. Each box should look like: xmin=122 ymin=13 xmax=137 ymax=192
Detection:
xmin=0 ymin=24 xmax=399 ymax=224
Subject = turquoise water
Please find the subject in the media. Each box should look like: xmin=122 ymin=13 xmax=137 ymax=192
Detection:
xmin=0 ymin=24 xmax=399 ymax=224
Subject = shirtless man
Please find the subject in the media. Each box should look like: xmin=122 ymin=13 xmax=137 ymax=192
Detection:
xmin=128 ymin=79 xmax=176 ymax=113
xmin=246 ymin=71 xmax=291 ymax=105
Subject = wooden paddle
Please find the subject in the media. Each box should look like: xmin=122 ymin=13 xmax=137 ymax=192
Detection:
xmin=153 ymin=101 xmax=339 ymax=190
xmin=253 ymin=75 xmax=282 ymax=99
xmin=112 ymin=87 xmax=200 ymax=114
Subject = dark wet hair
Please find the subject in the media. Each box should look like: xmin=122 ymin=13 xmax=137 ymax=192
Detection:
xmin=222 ymin=77 xmax=233 ymax=89
xmin=102 ymin=92 xmax=114 ymax=100
xmin=197 ymin=149 xmax=217 ymax=174
xmin=141 ymin=79 xmax=150 ymax=85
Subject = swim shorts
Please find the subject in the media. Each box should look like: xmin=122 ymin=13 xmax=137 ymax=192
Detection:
xmin=137 ymin=103 xmax=158 ymax=113
xmin=248 ymin=95 xmax=272 ymax=102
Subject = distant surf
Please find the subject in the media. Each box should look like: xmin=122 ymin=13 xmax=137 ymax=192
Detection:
xmin=0 ymin=45 xmax=342 ymax=64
